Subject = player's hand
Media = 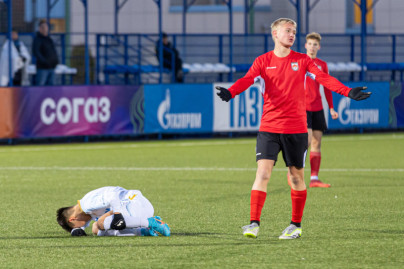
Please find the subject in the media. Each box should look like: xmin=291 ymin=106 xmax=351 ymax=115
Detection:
xmin=71 ymin=228 xmax=87 ymax=236
xmin=348 ymin=86 xmax=371 ymax=101
xmin=330 ymin=108 xmax=339 ymax=120
xmin=215 ymin=86 xmax=232 ymax=102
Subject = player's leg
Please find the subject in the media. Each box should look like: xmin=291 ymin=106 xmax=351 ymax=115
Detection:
xmin=243 ymin=132 xmax=280 ymax=238
xmin=96 ymin=227 xmax=158 ymax=237
xmin=280 ymin=166 xmax=306 ymax=239
xmin=288 ymin=128 xmax=312 ymax=187
xmin=279 ymin=133 xmax=307 ymax=239
xmin=310 ymin=110 xmax=331 ymax=188
xmin=308 ymin=128 xmax=313 ymax=147
xmin=243 ymin=159 xmax=275 ymax=238
xmin=125 ymin=192 xmax=170 ymax=236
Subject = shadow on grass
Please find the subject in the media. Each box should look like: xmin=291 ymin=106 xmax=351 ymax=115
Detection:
xmin=347 ymin=228 xmax=404 ymax=235
xmin=0 ymin=231 xmax=73 ymax=240
xmin=171 ymin=232 xmax=224 ymax=236
xmin=0 ymin=240 xmax=276 ymax=250
xmin=0 ymin=231 xmax=282 ymax=248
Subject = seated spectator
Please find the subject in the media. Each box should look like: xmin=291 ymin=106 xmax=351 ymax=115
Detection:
xmin=155 ymin=32 xmax=183 ymax=83
xmin=0 ymin=28 xmax=31 ymax=86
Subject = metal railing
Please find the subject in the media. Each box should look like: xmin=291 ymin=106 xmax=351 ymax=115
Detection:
xmin=1 ymin=32 xmax=404 ymax=86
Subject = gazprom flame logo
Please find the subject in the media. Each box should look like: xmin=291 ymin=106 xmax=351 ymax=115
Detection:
xmin=338 ymin=97 xmax=379 ymax=125
xmin=157 ymin=89 xmax=202 ymax=129
xmin=157 ymin=89 xmax=171 ymax=129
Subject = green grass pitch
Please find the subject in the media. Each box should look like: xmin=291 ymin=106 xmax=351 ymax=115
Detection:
xmin=0 ymin=133 xmax=403 ymax=268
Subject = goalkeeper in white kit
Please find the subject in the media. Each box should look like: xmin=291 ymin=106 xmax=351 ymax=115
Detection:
xmin=57 ymin=186 xmax=170 ymax=237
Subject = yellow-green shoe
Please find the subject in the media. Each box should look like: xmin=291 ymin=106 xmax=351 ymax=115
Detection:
xmin=279 ymin=224 xmax=302 ymax=239
xmin=242 ymin=223 xmax=259 ymax=238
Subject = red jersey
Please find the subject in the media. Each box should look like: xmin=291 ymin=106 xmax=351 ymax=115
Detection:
xmin=306 ymin=57 xmax=334 ymax=112
xmin=228 ymin=50 xmax=350 ymax=134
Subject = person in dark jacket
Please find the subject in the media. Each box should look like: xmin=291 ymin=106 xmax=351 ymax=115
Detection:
xmin=155 ymin=32 xmax=183 ymax=83
xmin=32 ymin=20 xmax=59 ymax=85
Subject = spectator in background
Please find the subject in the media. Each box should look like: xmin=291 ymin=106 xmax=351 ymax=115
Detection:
xmin=0 ymin=28 xmax=31 ymax=86
xmin=32 ymin=20 xmax=59 ymax=86
xmin=155 ymin=32 xmax=184 ymax=83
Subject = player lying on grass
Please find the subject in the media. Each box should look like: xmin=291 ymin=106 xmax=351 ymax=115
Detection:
xmin=56 ymin=186 xmax=170 ymax=237
xmin=216 ymin=18 xmax=371 ymax=240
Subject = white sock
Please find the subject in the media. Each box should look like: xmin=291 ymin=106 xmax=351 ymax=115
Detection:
xmin=103 ymin=215 xmax=113 ymax=230
xmin=104 ymin=214 xmax=149 ymax=230
xmin=97 ymin=228 xmax=143 ymax=237
xmin=123 ymin=214 xmax=149 ymax=228
xmin=97 ymin=230 xmax=107 ymax=236
xmin=310 ymin=176 xmax=318 ymax=180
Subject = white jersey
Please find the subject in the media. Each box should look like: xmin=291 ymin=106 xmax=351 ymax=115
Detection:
xmin=78 ymin=186 xmax=142 ymax=220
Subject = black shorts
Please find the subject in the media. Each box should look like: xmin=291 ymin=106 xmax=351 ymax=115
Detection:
xmin=256 ymin=132 xmax=308 ymax=168
xmin=307 ymin=110 xmax=327 ymax=131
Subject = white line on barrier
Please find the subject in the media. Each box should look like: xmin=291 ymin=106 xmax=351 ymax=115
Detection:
xmin=0 ymin=166 xmax=403 ymax=172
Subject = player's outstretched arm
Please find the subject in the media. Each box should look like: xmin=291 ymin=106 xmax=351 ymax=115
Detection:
xmin=348 ymin=86 xmax=371 ymax=101
xmin=215 ymin=86 xmax=232 ymax=102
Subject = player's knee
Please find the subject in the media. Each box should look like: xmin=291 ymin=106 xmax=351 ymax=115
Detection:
xmin=110 ymin=213 xmax=126 ymax=230
xmin=289 ymin=171 xmax=304 ymax=186
xmin=256 ymin=169 xmax=271 ymax=182
xmin=289 ymin=175 xmax=303 ymax=186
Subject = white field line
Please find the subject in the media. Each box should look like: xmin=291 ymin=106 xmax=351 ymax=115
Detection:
xmin=0 ymin=140 xmax=254 ymax=153
xmin=0 ymin=166 xmax=403 ymax=173
xmin=0 ymin=134 xmax=403 ymax=153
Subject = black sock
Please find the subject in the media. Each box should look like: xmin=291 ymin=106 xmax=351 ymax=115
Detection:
xmin=250 ymin=220 xmax=260 ymax=226
xmin=290 ymin=221 xmax=301 ymax=227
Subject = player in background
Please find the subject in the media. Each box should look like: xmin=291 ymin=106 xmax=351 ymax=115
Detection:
xmin=57 ymin=186 xmax=170 ymax=237
xmin=216 ymin=18 xmax=371 ymax=239
xmin=305 ymin=32 xmax=338 ymax=188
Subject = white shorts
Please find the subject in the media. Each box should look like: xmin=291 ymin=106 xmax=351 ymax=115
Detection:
xmin=119 ymin=190 xmax=154 ymax=219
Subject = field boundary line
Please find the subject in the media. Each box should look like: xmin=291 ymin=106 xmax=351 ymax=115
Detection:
xmin=1 ymin=166 xmax=403 ymax=172
xmin=0 ymin=134 xmax=402 ymax=153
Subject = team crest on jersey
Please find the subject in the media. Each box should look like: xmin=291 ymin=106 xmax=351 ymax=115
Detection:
xmin=317 ymin=65 xmax=322 ymax=70
xmin=291 ymin=62 xmax=299 ymax=71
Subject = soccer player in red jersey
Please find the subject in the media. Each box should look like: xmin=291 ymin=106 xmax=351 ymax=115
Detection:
xmin=216 ymin=18 xmax=370 ymax=239
xmin=305 ymin=32 xmax=338 ymax=188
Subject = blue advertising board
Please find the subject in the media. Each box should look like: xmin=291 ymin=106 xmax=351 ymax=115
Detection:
xmin=144 ymin=84 xmax=213 ymax=133
xmin=328 ymin=82 xmax=390 ymax=129
xmin=393 ymin=83 xmax=404 ymax=127
xmin=213 ymin=83 xmax=263 ymax=132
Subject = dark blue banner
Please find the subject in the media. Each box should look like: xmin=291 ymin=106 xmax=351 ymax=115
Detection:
xmin=144 ymin=84 xmax=213 ymax=133
xmin=394 ymin=83 xmax=404 ymax=127
xmin=328 ymin=82 xmax=390 ymax=129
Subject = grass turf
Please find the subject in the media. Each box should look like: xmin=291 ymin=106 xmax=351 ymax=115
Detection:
xmin=0 ymin=133 xmax=403 ymax=268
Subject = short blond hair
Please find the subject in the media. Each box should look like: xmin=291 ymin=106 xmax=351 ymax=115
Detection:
xmin=306 ymin=32 xmax=322 ymax=43
xmin=270 ymin=18 xmax=297 ymax=41
xmin=271 ymin=18 xmax=297 ymax=32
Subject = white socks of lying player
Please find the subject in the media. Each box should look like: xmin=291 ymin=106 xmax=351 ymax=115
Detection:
xmin=97 ymin=228 xmax=143 ymax=237
xmin=103 ymin=214 xmax=149 ymax=230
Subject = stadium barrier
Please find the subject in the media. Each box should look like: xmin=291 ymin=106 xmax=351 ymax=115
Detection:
xmin=0 ymin=82 xmax=402 ymax=139
xmin=103 ymin=62 xmax=363 ymax=84
xmin=27 ymin=64 xmax=78 ymax=85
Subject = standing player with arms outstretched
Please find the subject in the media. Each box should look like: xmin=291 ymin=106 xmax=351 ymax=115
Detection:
xmin=305 ymin=32 xmax=338 ymax=188
xmin=216 ymin=18 xmax=370 ymax=239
